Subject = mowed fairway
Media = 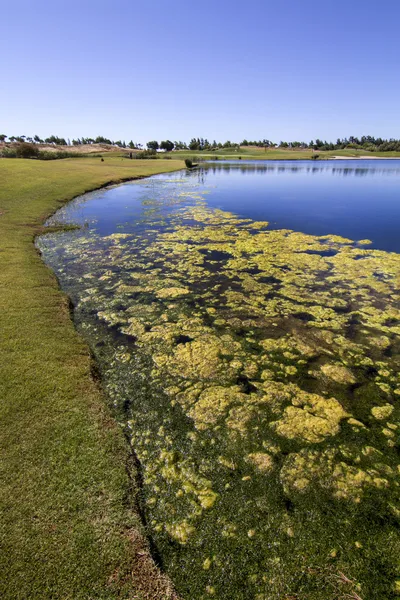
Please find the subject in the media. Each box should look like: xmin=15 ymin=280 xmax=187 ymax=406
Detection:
xmin=0 ymin=158 xmax=183 ymax=599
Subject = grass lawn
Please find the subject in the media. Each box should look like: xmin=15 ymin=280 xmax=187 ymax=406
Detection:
xmin=168 ymin=146 xmax=400 ymax=160
xmin=0 ymin=157 xmax=183 ymax=599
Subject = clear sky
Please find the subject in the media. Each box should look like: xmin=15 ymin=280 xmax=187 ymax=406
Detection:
xmin=1 ymin=0 xmax=399 ymax=144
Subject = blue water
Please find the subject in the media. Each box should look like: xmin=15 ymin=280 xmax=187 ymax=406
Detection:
xmin=51 ymin=160 xmax=400 ymax=252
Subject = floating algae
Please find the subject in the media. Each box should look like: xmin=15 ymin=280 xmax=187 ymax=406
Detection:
xmin=38 ymin=175 xmax=400 ymax=600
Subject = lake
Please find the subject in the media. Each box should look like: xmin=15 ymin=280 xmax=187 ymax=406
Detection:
xmin=48 ymin=159 xmax=400 ymax=252
xmin=38 ymin=160 xmax=400 ymax=600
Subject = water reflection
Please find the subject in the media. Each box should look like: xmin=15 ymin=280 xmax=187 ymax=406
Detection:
xmin=185 ymin=160 xmax=400 ymax=253
xmin=202 ymin=159 xmax=400 ymax=177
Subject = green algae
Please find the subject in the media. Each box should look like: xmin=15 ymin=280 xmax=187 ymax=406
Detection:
xmin=38 ymin=175 xmax=400 ymax=600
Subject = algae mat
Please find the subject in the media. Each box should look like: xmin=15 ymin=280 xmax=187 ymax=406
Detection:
xmin=38 ymin=175 xmax=400 ymax=599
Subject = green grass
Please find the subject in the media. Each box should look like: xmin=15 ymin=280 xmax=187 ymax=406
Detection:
xmin=0 ymin=157 xmax=183 ymax=599
xmin=168 ymin=146 xmax=400 ymax=160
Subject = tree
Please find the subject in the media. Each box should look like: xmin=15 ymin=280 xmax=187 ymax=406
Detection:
xmin=128 ymin=140 xmax=135 ymax=149
xmin=44 ymin=135 xmax=67 ymax=145
xmin=189 ymin=138 xmax=199 ymax=150
xmin=95 ymin=136 xmax=112 ymax=145
xmin=147 ymin=140 xmax=159 ymax=150
xmin=160 ymin=140 xmax=174 ymax=152
xmin=0 ymin=134 xmax=6 ymax=142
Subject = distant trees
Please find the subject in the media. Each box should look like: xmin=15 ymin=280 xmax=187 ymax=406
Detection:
xmin=3 ymin=132 xmax=400 ymax=154
xmin=241 ymin=139 xmax=274 ymax=148
xmin=44 ymin=135 xmax=67 ymax=145
xmin=174 ymin=140 xmax=188 ymax=150
xmin=95 ymin=136 xmax=113 ymax=145
xmin=188 ymin=138 xmax=230 ymax=151
xmin=188 ymin=138 xmax=199 ymax=150
xmin=160 ymin=140 xmax=174 ymax=152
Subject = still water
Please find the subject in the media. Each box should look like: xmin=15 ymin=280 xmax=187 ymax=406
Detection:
xmin=38 ymin=160 xmax=400 ymax=600
xmin=55 ymin=159 xmax=400 ymax=252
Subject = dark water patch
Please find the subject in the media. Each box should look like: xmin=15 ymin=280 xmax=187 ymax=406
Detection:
xmin=175 ymin=334 xmax=194 ymax=345
xmin=385 ymin=317 xmax=400 ymax=326
xmin=199 ymin=249 xmax=232 ymax=261
xmin=236 ymin=374 xmax=258 ymax=394
xmin=333 ymin=304 xmax=351 ymax=314
xmin=242 ymin=266 xmax=262 ymax=275
xmin=293 ymin=312 xmax=316 ymax=322
xmin=303 ymin=249 xmax=338 ymax=257
xmin=256 ymin=275 xmax=281 ymax=284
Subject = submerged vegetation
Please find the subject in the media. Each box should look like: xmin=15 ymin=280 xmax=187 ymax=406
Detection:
xmin=39 ymin=174 xmax=400 ymax=599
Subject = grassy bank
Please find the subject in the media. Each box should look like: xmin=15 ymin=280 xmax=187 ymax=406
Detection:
xmin=169 ymin=146 xmax=400 ymax=160
xmin=0 ymin=157 xmax=183 ymax=599
xmin=4 ymin=142 xmax=400 ymax=162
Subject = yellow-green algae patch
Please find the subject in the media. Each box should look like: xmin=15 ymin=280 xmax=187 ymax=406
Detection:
xmin=271 ymin=392 xmax=349 ymax=443
xmin=39 ymin=177 xmax=400 ymax=600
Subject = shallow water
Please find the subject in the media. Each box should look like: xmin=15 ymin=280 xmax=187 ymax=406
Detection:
xmin=38 ymin=162 xmax=400 ymax=600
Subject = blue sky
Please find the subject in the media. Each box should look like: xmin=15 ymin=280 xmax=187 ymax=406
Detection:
xmin=1 ymin=0 xmax=399 ymax=144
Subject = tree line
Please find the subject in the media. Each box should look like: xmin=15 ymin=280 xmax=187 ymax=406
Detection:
xmin=2 ymin=133 xmax=400 ymax=152
xmin=149 ymin=136 xmax=400 ymax=152
xmin=0 ymin=134 xmax=141 ymax=149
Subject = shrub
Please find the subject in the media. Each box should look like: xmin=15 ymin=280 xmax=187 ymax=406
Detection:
xmin=1 ymin=147 xmax=17 ymax=158
xmin=1 ymin=146 xmax=75 ymax=160
xmin=185 ymin=158 xmax=193 ymax=169
xmin=37 ymin=150 xmax=74 ymax=160
xmin=15 ymin=143 xmax=39 ymax=158
xmin=135 ymin=149 xmax=157 ymax=159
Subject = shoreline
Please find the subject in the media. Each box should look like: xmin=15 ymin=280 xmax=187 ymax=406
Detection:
xmin=0 ymin=158 xmax=184 ymax=600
